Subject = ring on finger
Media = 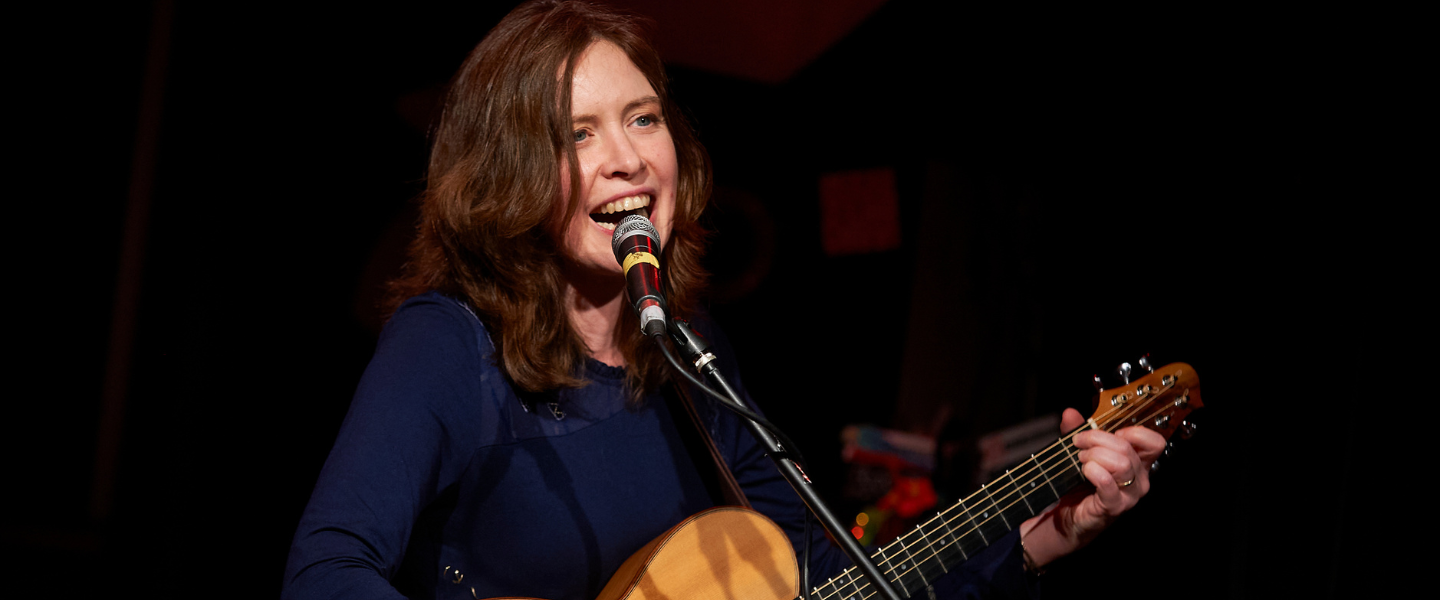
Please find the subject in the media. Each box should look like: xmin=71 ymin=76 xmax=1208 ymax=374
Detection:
xmin=1118 ymin=478 xmax=1135 ymax=488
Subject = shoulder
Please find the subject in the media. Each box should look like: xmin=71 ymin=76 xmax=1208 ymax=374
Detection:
xmin=383 ymin=291 xmax=493 ymax=350
xmin=352 ymin=292 xmax=511 ymax=427
xmin=370 ymin=292 xmax=496 ymax=375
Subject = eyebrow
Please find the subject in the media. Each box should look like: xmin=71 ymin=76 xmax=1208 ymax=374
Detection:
xmin=571 ymin=95 xmax=661 ymax=125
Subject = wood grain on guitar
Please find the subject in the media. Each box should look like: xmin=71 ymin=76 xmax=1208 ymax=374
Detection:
xmin=482 ymin=507 xmax=797 ymax=600
xmin=482 ymin=363 xmax=1200 ymax=600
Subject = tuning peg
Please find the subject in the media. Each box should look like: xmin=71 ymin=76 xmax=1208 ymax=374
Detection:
xmin=1138 ymin=355 xmax=1154 ymax=373
xmin=1117 ymin=362 xmax=1132 ymax=384
xmin=1180 ymin=420 xmax=1198 ymax=439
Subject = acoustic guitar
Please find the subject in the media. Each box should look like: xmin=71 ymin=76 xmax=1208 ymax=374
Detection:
xmin=484 ymin=362 xmax=1201 ymax=600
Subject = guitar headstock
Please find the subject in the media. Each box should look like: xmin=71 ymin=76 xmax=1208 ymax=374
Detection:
xmin=1090 ymin=359 xmax=1202 ymax=441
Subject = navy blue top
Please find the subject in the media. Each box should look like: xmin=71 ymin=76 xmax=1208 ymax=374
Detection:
xmin=283 ymin=292 xmax=1035 ymax=600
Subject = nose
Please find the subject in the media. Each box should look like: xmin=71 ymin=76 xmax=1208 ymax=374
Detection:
xmin=599 ymin=132 xmax=644 ymax=180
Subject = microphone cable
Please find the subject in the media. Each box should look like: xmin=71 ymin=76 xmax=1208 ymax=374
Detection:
xmin=650 ymin=331 xmax=817 ymax=600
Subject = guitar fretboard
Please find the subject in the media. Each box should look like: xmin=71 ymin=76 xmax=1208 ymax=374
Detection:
xmin=803 ymin=424 xmax=1093 ymax=600
xmin=800 ymin=363 xmax=1199 ymax=600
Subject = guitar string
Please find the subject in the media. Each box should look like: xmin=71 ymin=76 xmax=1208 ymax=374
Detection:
xmin=830 ymin=392 xmax=1185 ymax=600
xmin=813 ymin=416 xmax=1096 ymax=600
xmin=810 ymin=424 xmax=1094 ymax=600
xmin=882 ymin=395 xmax=1178 ymax=589
xmin=809 ymin=433 xmax=1088 ymax=600
xmin=813 ymin=425 xmax=1093 ymax=600
xmin=907 ymin=378 xmax=1188 ymax=554
xmin=900 ymin=396 xmax=1172 ymax=564
xmin=812 ymin=399 xmax=1166 ymax=600
xmin=813 ymin=377 xmax=1191 ymax=600
xmin=809 ymin=384 xmax=1187 ymax=600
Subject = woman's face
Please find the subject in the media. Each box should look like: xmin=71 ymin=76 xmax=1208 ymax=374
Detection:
xmin=558 ymin=41 xmax=677 ymax=277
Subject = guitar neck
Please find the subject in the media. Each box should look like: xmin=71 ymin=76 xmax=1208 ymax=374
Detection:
xmin=804 ymin=362 xmax=1201 ymax=600
xmin=805 ymin=428 xmax=1090 ymax=599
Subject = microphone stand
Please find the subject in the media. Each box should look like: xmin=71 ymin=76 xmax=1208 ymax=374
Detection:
xmin=662 ymin=319 xmax=904 ymax=600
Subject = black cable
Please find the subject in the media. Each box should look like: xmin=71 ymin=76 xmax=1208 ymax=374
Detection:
xmin=650 ymin=332 xmax=815 ymax=598
xmin=650 ymin=333 xmax=808 ymax=467
xmin=802 ymin=510 xmax=812 ymax=600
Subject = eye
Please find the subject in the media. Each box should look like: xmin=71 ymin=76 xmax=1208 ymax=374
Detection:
xmin=573 ymin=129 xmax=589 ymax=142
xmin=634 ymin=114 xmax=659 ymax=127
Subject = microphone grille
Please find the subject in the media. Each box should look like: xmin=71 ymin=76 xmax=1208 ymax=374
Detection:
xmin=611 ymin=214 xmax=660 ymax=256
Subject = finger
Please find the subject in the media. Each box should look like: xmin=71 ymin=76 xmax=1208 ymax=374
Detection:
xmin=1073 ymin=428 xmax=1133 ymax=453
xmin=1076 ymin=431 xmax=1149 ymax=494
xmin=1117 ymin=426 xmax=1166 ymax=462
xmin=1100 ymin=428 xmax=1159 ymax=492
xmin=1077 ymin=431 xmax=1150 ymax=478
xmin=1077 ymin=446 xmax=1135 ymax=486
xmin=1061 ymin=408 xmax=1085 ymax=433
xmin=1081 ymin=460 xmax=1130 ymax=516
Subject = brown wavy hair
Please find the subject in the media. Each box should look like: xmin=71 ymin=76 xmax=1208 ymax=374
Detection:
xmin=388 ymin=0 xmax=711 ymax=400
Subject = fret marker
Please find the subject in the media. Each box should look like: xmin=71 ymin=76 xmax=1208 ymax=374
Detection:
xmin=959 ymin=499 xmax=989 ymax=545
xmin=1006 ymin=470 xmax=1035 ymax=514
xmin=938 ymin=512 xmax=968 ymax=560
xmin=983 ymin=482 xmax=1010 ymax=529
xmin=896 ymin=536 xmax=929 ymax=586
xmin=916 ymin=523 xmax=947 ymax=573
xmin=844 ymin=570 xmax=861 ymax=598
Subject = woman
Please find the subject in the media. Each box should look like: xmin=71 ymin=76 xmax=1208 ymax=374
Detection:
xmin=283 ymin=2 xmax=1163 ymax=599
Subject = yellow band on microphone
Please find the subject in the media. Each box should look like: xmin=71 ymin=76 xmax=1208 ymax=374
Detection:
xmin=622 ymin=251 xmax=659 ymax=276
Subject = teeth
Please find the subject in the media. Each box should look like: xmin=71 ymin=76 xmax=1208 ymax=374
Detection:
xmin=598 ymin=221 xmax=616 ymax=230
xmin=599 ymin=194 xmax=651 ymax=215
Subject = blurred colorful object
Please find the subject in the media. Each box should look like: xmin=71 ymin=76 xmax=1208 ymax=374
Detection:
xmin=875 ymin=476 xmax=937 ymax=519
xmin=974 ymin=414 xmax=1060 ymax=487
xmin=840 ymin=425 xmax=938 ymax=546
xmin=841 ymin=424 xmax=935 ymax=472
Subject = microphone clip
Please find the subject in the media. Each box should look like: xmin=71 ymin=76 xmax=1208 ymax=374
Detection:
xmin=668 ymin=318 xmax=717 ymax=374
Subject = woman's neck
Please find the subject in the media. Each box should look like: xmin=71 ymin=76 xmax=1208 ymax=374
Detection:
xmin=563 ymin=266 xmax=628 ymax=367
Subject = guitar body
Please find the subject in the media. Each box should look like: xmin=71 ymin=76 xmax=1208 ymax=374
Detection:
xmin=483 ymin=506 xmax=798 ymax=600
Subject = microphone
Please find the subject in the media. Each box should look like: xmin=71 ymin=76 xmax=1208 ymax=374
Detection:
xmin=611 ymin=214 xmax=667 ymax=336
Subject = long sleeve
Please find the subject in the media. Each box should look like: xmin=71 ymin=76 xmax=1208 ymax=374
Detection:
xmin=284 ymin=294 xmax=719 ymax=600
xmin=284 ymin=297 xmax=495 ymax=600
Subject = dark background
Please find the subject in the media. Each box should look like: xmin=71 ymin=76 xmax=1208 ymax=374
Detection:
xmin=11 ymin=1 xmax=1381 ymax=598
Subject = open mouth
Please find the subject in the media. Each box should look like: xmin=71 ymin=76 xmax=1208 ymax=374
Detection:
xmin=589 ymin=194 xmax=652 ymax=230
